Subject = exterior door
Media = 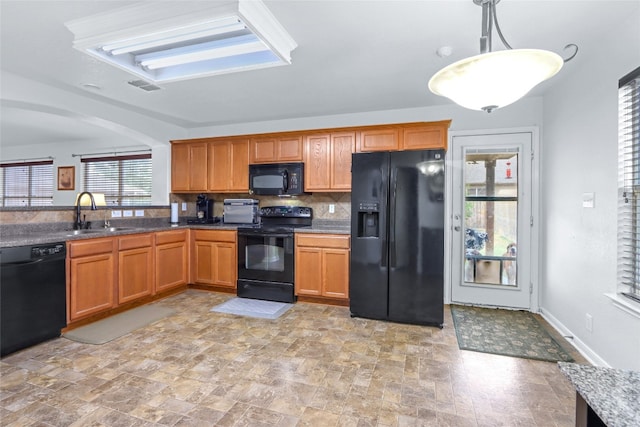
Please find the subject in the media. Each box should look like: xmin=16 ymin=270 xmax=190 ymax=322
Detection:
xmin=450 ymin=131 xmax=536 ymax=310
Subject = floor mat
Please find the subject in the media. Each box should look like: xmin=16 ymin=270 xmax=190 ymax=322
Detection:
xmin=210 ymin=297 xmax=293 ymax=319
xmin=450 ymin=305 xmax=574 ymax=362
xmin=63 ymin=305 xmax=175 ymax=345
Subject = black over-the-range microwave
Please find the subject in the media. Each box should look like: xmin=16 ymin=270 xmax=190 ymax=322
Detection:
xmin=249 ymin=162 xmax=305 ymax=196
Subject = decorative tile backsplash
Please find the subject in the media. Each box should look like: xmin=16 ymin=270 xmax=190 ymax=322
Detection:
xmin=171 ymin=192 xmax=351 ymax=220
xmin=0 ymin=193 xmax=351 ymax=225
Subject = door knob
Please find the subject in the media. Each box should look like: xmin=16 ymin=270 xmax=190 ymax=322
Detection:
xmin=454 ymin=226 xmax=461 ymax=231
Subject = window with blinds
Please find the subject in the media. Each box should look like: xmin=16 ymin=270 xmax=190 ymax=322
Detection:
xmin=81 ymin=154 xmax=152 ymax=206
xmin=0 ymin=161 xmax=54 ymax=206
xmin=618 ymin=66 xmax=640 ymax=304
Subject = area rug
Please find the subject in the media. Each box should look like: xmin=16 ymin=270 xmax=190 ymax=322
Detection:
xmin=450 ymin=305 xmax=574 ymax=362
xmin=63 ymin=305 xmax=175 ymax=345
xmin=210 ymin=298 xmax=293 ymax=320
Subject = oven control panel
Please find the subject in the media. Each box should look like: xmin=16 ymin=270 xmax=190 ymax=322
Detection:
xmin=260 ymin=206 xmax=312 ymax=218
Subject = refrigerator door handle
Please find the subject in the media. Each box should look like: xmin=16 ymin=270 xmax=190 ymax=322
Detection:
xmin=389 ymin=166 xmax=397 ymax=269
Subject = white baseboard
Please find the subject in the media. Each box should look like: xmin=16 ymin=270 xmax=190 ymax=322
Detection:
xmin=538 ymin=308 xmax=609 ymax=367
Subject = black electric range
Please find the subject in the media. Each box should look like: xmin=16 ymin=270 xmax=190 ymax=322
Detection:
xmin=236 ymin=206 xmax=312 ymax=303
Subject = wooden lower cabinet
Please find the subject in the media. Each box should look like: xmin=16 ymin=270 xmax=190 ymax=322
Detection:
xmin=191 ymin=229 xmax=237 ymax=289
xmin=118 ymin=234 xmax=154 ymax=305
xmin=295 ymin=233 xmax=350 ymax=300
xmin=155 ymin=230 xmax=188 ymax=293
xmin=67 ymin=238 xmax=116 ymax=322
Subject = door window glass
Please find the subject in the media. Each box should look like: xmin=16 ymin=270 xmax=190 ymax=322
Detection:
xmin=464 ymin=149 xmax=518 ymax=286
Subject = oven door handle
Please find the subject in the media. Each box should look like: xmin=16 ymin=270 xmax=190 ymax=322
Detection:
xmin=238 ymin=232 xmax=292 ymax=239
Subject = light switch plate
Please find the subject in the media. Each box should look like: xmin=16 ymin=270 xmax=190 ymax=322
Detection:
xmin=111 ymin=210 xmax=122 ymax=218
xmin=135 ymin=210 xmax=144 ymax=217
xmin=181 ymin=202 xmax=187 ymax=211
xmin=582 ymin=192 xmax=595 ymax=208
xmin=123 ymin=210 xmax=133 ymax=217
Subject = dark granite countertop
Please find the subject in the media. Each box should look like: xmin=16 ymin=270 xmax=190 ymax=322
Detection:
xmin=558 ymin=362 xmax=640 ymax=427
xmin=0 ymin=219 xmax=350 ymax=248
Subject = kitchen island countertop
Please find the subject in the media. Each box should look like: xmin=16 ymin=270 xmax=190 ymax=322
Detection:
xmin=558 ymin=362 xmax=640 ymax=427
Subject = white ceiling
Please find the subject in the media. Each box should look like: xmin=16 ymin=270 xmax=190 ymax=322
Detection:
xmin=1 ymin=0 xmax=638 ymax=149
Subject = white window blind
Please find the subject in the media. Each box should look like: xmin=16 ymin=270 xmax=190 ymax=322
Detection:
xmin=0 ymin=161 xmax=53 ymax=206
xmin=618 ymin=66 xmax=640 ymax=303
xmin=81 ymin=154 xmax=152 ymax=206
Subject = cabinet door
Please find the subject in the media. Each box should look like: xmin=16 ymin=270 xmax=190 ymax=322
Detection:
xmin=357 ymin=128 xmax=399 ymax=152
xmin=171 ymin=144 xmax=190 ymax=191
xmin=208 ymin=141 xmax=231 ymax=192
xmin=118 ymin=246 xmax=154 ymax=304
xmin=172 ymin=143 xmax=208 ymax=191
xmin=229 ymin=139 xmax=249 ymax=192
xmin=213 ymin=242 xmax=237 ymax=288
xmin=193 ymin=241 xmax=215 ymax=284
xmin=304 ymin=134 xmax=331 ymax=191
xmin=277 ymin=136 xmax=303 ymax=161
xmin=295 ymin=247 xmax=323 ymax=296
xmin=156 ymin=230 xmax=188 ymax=292
xmin=323 ymin=249 xmax=350 ymax=299
xmin=330 ymin=132 xmax=355 ymax=190
xmin=250 ymin=138 xmax=277 ymax=163
xmin=69 ymin=253 xmax=115 ymax=321
xmin=156 ymin=242 xmax=188 ymax=292
xmin=402 ymin=125 xmax=447 ymax=151
xmin=189 ymin=143 xmax=209 ymax=191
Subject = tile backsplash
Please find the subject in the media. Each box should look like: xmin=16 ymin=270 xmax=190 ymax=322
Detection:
xmin=0 ymin=193 xmax=351 ymax=225
xmin=171 ymin=192 xmax=351 ymax=220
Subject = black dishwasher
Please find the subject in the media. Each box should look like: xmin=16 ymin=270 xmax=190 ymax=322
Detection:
xmin=1 ymin=242 xmax=67 ymax=357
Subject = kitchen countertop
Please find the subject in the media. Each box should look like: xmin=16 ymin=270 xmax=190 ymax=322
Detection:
xmin=0 ymin=219 xmax=351 ymax=248
xmin=558 ymin=362 xmax=640 ymax=427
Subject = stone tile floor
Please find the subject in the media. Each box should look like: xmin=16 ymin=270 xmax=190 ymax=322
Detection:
xmin=1 ymin=290 xmax=587 ymax=426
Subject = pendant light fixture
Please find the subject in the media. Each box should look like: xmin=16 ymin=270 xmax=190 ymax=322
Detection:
xmin=428 ymin=0 xmax=577 ymax=113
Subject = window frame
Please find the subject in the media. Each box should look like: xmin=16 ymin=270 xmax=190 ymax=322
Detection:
xmin=0 ymin=160 xmax=54 ymax=207
xmin=81 ymin=153 xmax=152 ymax=206
xmin=617 ymin=66 xmax=640 ymax=304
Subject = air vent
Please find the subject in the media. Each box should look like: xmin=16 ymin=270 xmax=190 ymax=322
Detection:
xmin=127 ymin=79 xmax=162 ymax=91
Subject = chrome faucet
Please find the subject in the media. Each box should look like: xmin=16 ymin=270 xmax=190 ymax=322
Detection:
xmin=75 ymin=191 xmax=97 ymax=230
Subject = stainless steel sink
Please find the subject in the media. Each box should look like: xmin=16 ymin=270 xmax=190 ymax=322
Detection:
xmin=66 ymin=229 xmax=102 ymax=236
xmin=103 ymin=227 xmax=135 ymax=232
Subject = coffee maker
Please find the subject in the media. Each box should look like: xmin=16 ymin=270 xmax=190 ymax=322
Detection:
xmin=189 ymin=194 xmax=215 ymax=224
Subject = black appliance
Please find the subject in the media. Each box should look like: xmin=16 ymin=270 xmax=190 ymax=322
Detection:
xmin=1 ymin=242 xmax=67 ymax=356
xmin=188 ymin=194 xmax=216 ymax=224
xmin=237 ymin=206 xmax=312 ymax=303
xmin=249 ymin=163 xmax=305 ymax=196
xmin=350 ymin=150 xmax=445 ymax=327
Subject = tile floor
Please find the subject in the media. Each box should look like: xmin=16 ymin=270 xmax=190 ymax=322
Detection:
xmin=1 ymin=290 xmax=586 ymax=426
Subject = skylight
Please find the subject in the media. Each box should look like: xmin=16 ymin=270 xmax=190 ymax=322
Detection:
xmin=65 ymin=0 xmax=297 ymax=83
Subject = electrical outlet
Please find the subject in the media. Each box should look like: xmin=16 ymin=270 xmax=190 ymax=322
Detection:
xmin=329 ymin=204 xmax=335 ymax=214
xmin=111 ymin=210 xmax=122 ymax=218
xmin=123 ymin=210 xmax=133 ymax=217
xmin=181 ymin=202 xmax=187 ymax=211
xmin=585 ymin=313 xmax=593 ymax=332
xmin=135 ymin=210 xmax=144 ymax=217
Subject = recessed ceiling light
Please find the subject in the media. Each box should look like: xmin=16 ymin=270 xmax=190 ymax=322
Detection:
xmin=65 ymin=0 xmax=297 ymax=84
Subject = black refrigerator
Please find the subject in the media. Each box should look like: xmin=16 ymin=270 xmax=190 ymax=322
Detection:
xmin=350 ymin=149 xmax=445 ymax=327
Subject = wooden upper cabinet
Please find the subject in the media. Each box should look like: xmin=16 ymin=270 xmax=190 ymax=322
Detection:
xmin=171 ymin=142 xmax=208 ymax=192
xmin=250 ymin=135 xmax=303 ymax=163
xmin=356 ymin=128 xmax=400 ymax=152
xmin=304 ymin=132 xmax=354 ymax=191
xmin=401 ymin=121 xmax=451 ymax=151
xmin=208 ymin=138 xmax=249 ymax=193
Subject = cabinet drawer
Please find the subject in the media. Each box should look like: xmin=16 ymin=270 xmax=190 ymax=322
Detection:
xmin=192 ymin=229 xmax=236 ymax=243
xmin=155 ymin=229 xmax=188 ymax=245
xmin=68 ymin=238 xmax=115 ymax=258
xmin=118 ymin=233 xmax=153 ymax=250
xmin=296 ymin=234 xmax=350 ymax=249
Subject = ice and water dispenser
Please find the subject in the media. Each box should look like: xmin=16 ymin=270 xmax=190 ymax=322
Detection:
xmin=356 ymin=202 xmax=380 ymax=238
